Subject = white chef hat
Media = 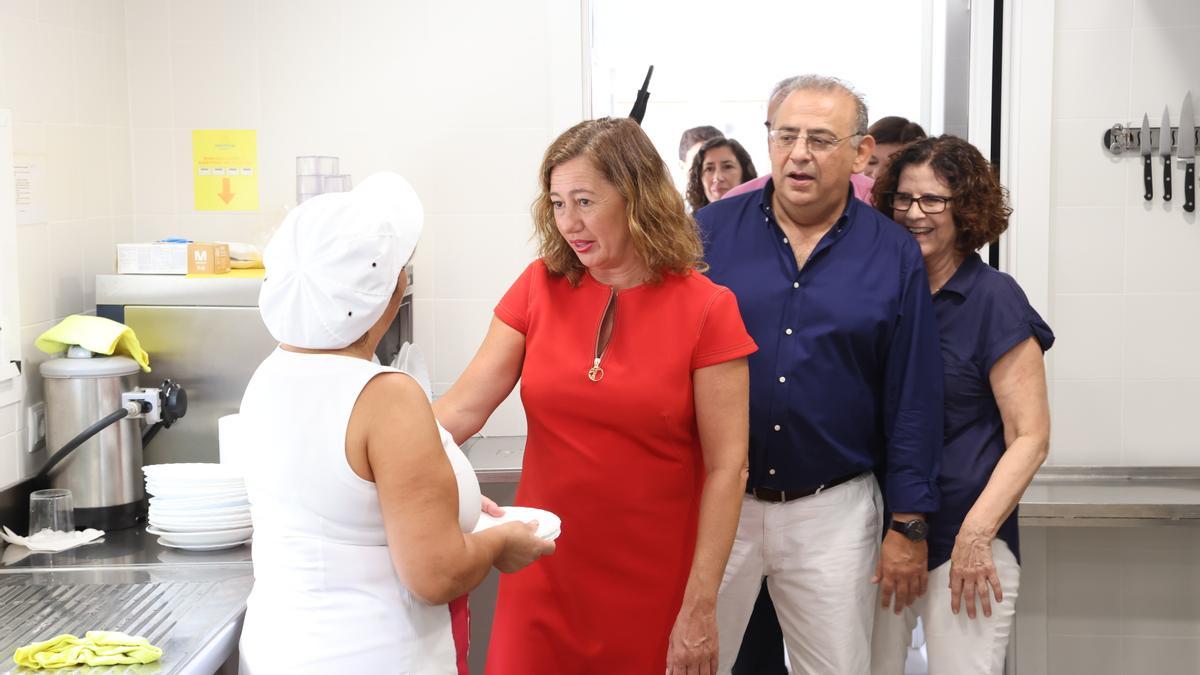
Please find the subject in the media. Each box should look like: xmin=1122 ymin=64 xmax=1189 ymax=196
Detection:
xmin=259 ymin=172 xmax=423 ymax=349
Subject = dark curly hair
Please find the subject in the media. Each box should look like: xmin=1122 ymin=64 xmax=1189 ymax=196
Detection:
xmin=686 ymin=137 xmax=757 ymax=212
xmin=871 ymin=135 xmax=1011 ymax=256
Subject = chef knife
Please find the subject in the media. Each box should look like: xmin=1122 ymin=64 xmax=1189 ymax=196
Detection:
xmin=1161 ymin=106 xmax=1173 ymax=201
xmin=1140 ymin=114 xmax=1153 ymax=201
xmin=1180 ymin=91 xmax=1195 ymax=213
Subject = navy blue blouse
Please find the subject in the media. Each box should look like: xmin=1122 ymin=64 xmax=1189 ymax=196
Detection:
xmin=927 ymin=252 xmax=1054 ymax=569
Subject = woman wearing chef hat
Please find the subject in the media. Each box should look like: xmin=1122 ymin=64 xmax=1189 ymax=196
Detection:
xmin=238 ymin=172 xmax=554 ymax=674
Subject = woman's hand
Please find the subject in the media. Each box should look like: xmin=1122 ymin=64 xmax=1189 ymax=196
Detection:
xmin=949 ymin=526 xmax=1002 ymax=619
xmin=493 ymin=521 xmax=554 ymax=574
xmin=665 ymin=600 xmax=718 ymax=675
xmin=481 ymin=495 xmax=505 ymax=517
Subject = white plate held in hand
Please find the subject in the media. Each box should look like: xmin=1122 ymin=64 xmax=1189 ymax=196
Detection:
xmin=472 ymin=506 xmax=561 ymax=541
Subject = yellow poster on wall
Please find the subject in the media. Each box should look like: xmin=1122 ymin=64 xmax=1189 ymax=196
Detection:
xmin=192 ymin=129 xmax=259 ymax=211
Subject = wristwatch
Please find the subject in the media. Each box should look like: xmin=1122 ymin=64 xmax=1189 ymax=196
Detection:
xmin=890 ymin=518 xmax=929 ymax=542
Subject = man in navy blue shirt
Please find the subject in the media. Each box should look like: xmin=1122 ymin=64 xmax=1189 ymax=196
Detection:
xmin=696 ymin=75 xmax=944 ymax=675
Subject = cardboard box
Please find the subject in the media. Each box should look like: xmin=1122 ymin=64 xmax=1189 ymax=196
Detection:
xmin=186 ymin=242 xmax=231 ymax=275
xmin=116 ymin=242 xmax=231 ymax=275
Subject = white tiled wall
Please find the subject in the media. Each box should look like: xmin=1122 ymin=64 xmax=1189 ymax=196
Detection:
xmin=1026 ymin=2 xmax=1200 ymax=673
xmin=0 ymin=0 xmax=132 ymax=414
xmin=4 ymin=0 xmax=584 ymax=438
xmin=118 ymin=0 xmax=585 ymax=432
xmin=1048 ymin=0 xmax=1200 ymax=467
xmin=112 ymin=0 xmax=581 ymax=435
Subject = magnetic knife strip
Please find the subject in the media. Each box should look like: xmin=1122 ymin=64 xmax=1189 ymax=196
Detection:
xmin=1105 ymin=124 xmax=1200 ymax=155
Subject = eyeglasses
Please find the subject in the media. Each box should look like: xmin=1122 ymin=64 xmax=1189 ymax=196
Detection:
xmin=767 ymin=129 xmax=860 ymax=155
xmin=885 ymin=192 xmax=953 ymax=214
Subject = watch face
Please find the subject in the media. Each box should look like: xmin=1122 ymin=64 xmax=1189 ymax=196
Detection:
xmin=896 ymin=519 xmax=929 ymax=541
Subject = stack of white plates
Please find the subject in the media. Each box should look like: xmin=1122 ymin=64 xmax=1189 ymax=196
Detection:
xmin=142 ymin=463 xmax=252 ymax=551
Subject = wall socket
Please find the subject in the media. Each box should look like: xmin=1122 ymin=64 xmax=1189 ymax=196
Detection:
xmin=26 ymin=401 xmax=45 ymax=453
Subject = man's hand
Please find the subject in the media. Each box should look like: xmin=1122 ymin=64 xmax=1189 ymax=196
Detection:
xmin=665 ymin=598 xmax=718 ymax=675
xmin=871 ymin=525 xmax=929 ymax=614
xmin=949 ymin=526 xmax=1002 ymax=619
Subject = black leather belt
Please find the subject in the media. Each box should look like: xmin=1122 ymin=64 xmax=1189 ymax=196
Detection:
xmin=747 ymin=472 xmax=864 ymax=503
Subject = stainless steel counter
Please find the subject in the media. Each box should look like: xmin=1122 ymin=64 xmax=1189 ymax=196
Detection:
xmin=462 ymin=437 xmax=1200 ymax=527
xmin=1019 ymin=466 xmax=1200 ymax=526
xmin=0 ymin=528 xmax=252 ymax=572
xmin=461 ymin=435 xmax=525 ymax=483
xmin=96 ymin=274 xmax=265 ymax=307
xmin=0 ymin=439 xmax=510 ymax=675
xmin=0 ymin=528 xmax=251 ymax=675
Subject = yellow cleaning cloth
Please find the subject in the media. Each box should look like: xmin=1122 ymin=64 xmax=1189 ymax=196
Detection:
xmin=13 ymin=631 xmax=163 ymax=670
xmin=35 ymin=315 xmax=151 ymax=372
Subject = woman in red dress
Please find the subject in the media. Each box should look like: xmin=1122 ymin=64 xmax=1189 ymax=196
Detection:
xmin=434 ymin=117 xmax=756 ymax=674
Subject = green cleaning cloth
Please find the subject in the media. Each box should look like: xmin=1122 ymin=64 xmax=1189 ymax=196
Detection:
xmin=35 ymin=315 xmax=151 ymax=372
xmin=13 ymin=630 xmax=163 ymax=670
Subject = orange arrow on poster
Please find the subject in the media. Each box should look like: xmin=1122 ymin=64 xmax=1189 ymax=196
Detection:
xmin=218 ymin=177 xmax=235 ymax=204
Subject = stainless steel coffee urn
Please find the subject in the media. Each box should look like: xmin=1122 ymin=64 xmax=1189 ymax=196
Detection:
xmin=39 ymin=352 xmax=187 ymax=530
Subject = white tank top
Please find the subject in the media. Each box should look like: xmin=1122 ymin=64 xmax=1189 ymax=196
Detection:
xmin=238 ymin=348 xmax=481 ymax=674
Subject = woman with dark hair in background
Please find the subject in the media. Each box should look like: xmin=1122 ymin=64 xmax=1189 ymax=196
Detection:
xmin=870 ymin=136 xmax=1052 ymax=674
xmin=865 ymin=116 xmax=926 ymax=179
xmin=678 ymin=124 xmax=725 ymax=175
xmin=687 ymin=137 xmax=758 ymax=213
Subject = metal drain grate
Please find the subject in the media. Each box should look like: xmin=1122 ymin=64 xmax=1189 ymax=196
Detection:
xmin=0 ymin=574 xmax=250 ymax=674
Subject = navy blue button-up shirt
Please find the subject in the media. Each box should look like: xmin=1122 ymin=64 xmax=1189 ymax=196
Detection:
xmin=696 ymin=180 xmax=942 ymax=514
xmin=927 ymin=252 xmax=1054 ymax=569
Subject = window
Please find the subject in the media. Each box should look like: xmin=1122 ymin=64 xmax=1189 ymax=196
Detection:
xmin=588 ymin=0 xmax=957 ymax=190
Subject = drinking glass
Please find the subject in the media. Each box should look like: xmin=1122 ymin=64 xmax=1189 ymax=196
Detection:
xmin=29 ymin=489 xmax=74 ymax=535
xmin=295 ymin=155 xmax=339 ymax=176
xmin=321 ymin=174 xmax=353 ymax=193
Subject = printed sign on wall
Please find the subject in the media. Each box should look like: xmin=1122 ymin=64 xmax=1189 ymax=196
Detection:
xmin=14 ymin=156 xmax=46 ymax=225
xmin=192 ymin=130 xmax=259 ymax=211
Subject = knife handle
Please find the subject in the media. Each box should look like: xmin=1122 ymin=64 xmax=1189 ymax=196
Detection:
xmin=1164 ymin=155 xmax=1172 ymax=201
xmin=1144 ymin=155 xmax=1153 ymax=201
xmin=1186 ymin=162 xmax=1195 ymax=213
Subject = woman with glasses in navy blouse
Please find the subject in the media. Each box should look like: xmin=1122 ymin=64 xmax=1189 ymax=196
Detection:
xmin=869 ymin=135 xmax=1054 ymax=675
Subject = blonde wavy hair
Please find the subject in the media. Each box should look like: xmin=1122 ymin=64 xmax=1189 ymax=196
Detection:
xmin=533 ymin=117 xmax=706 ymax=285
